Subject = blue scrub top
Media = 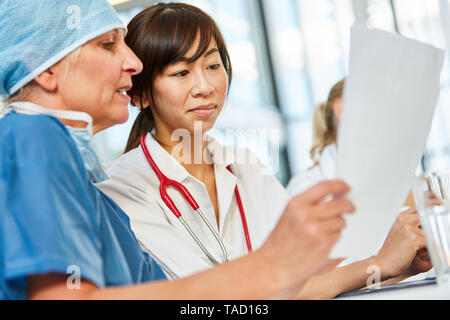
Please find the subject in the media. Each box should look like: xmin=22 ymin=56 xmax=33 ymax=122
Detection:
xmin=0 ymin=112 xmax=166 ymax=300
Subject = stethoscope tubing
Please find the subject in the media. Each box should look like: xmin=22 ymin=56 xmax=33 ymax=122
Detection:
xmin=140 ymin=134 xmax=229 ymax=264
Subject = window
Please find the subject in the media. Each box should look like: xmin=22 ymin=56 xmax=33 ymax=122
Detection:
xmin=94 ymin=0 xmax=450 ymax=184
xmin=97 ymin=0 xmax=291 ymax=183
xmin=361 ymin=0 xmax=450 ymax=171
xmin=393 ymin=0 xmax=450 ymax=170
xmin=263 ymin=0 xmax=355 ymax=175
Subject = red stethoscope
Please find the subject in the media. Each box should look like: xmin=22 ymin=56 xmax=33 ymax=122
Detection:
xmin=140 ymin=134 xmax=252 ymax=264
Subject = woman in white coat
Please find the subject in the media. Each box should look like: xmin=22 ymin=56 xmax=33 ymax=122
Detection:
xmin=97 ymin=3 xmax=289 ymax=280
xmin=97 ymin=3 xmax=432 ymax=299
xmin=287 ymin=80 xmax=343 ymax=196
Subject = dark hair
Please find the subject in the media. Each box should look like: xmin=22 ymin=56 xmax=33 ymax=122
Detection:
xmin=124 ymin=2 xmax=232 ymax=153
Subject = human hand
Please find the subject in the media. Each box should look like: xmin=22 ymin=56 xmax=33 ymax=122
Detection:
xmin=405 ymin=247 xmax=433 ymax=276
xmin=261 ymin=180 xmax=355 ymax=297
xmin=375 ymin=208 xmax=432 ymax=278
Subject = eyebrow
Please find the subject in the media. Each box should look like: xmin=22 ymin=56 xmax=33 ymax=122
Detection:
xmin=204 ymin=48 xmax=219 ymax=57
xmin=100 ymin=29 xmax=121 ymax=40
xmin=178 ymin=48 xmax=219 ymax=62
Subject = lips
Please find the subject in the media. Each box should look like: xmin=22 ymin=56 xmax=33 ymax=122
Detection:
xmin=116 ymin=84 xmax=131 ymax=93
xmin=189 ymin=104 xmax=217 ymax=116
xmin=116 ymin=85 xmax=132 ymax=101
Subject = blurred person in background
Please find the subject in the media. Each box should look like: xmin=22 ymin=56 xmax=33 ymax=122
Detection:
xmin=287 ymin=79 xmax=344 ymax=196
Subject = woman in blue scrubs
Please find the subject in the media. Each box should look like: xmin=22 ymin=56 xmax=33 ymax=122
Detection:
xmin=0 ymin=0 xmax=356 ymax=299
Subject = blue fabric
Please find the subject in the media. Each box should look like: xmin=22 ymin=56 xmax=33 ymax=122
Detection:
xmin=66 ymin=126 xmax=110 ymax=183
xmin=0 ymin=0 xmax=124 ymax=95
xmin=0 ymin=113 xmax=166 ymax=300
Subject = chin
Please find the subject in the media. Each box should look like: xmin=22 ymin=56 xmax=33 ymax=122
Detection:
xmin=189 ymin=120 xmax=215 ymax=135
xmin=117 ymin=112 xmax=130 ymax=124
xmin=96 ymin=115 xmax=129 ymax=134
xmin=112 ymin=106 xmax=130 ymax=125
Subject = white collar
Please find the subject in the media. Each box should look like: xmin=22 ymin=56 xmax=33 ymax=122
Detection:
xmin=4 ymin=101 xmax=93 ymax=133
xmin=142 ymin=133 xmax=238 ymax=183
xmin=141 ymin=133 xmax=239 ymax=232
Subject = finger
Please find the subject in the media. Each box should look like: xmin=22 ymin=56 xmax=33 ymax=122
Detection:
xmin=404 ymin=225 xmax=427 ymax=243
xmin=411 ymin=226 xmax=426 ymax=237
xmin=400 ymin=207 xmax=417 ymax=215
xmin=399 ymin=209 xmax=419 ymax=219
xmin=417 ymin=248 xmax=430 ymax=260
xmin=399 ymin=211 xmax=421 ymax=226
xmin=414 ymin=236 xmax=428 ymax=251
xmin=316 ymin=198 xmax=355 ymax=220
xmin=296 ymin=180 xmax=351 ymax=205
xmin=424 ymin=190 xmax=444 ymax=205
xmin=417 ymin=247 xmax=429 ymax=255
xmin=310 ymin=216 xmax=347 ymax=236
xmin=400 ymin=217 xmax=423 ymax=235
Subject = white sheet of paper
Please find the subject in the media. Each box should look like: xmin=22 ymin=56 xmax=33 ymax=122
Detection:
xmin=332 ymin=24 xmax=445 ymax=259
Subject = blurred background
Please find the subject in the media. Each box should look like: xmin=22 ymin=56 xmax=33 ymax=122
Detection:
xmin=4 ymin=0 xmax=450 ymax=186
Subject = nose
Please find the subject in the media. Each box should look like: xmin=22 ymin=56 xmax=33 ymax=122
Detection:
xmin=191 ymin=70 xmax=214 ymax=97
xmin=122 ymin=45 xmax=143 ymax=76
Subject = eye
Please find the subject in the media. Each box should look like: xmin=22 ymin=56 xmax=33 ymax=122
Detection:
xmin=102 ymin=42 xmax=116 ymax=51
xmin=173 ymin=70 xmax=189 ymax=77
xmin=208 ymin=64 xmax=221 ymax=70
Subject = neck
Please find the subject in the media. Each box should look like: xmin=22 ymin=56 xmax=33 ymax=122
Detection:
xmin=153 ymin=129 xmax=213 ymax=180
xmin=22 ymin=90 xmax=97 ymax=133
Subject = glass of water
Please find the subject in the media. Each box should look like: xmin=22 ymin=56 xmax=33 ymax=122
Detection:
xmin=413 ymin=171 xmax=450 ymax=286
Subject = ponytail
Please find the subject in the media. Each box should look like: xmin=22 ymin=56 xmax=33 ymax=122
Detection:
xmin=124 ymin=107 xmax=155 ymax=153
xmin=308 ymin=78 xmax=345 ymax=166
xmin=309 ymin=101 xmax=337 ymax=165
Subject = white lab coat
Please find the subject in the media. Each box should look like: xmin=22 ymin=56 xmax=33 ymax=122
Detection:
xmin=96 ymin=133 xmax=289 ymax=279
xmin=287 ymin=144 xmax=337 ymax=196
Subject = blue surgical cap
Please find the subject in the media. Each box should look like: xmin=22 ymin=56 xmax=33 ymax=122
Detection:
xmin=0 ymin=0 xmax=125 ymax=95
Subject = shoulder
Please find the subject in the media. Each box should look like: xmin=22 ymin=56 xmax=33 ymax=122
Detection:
xmin=0 ymin=113 xmax=88 ymax=184
xmin=287 ymin=144 xmax=337 ymax=196
xmin=223 ymin=144 xmax=287 ymax=195
xmin=97 ymin=146 xmax=158 ymax=205
xmin=316 ymin=143 xmax=336 ymax=179
xmin=103 ymin=147 xmax=145 ymax=181
xmin=1 ymin=112 xmax=68 ymax=138
xmin=233 ymin=147 xmax=277 ymax=180
xmin=286 ymin=165 xmax=324 ymax=196
xmin=208 ymin=138 xmax=264 ymax=172
xmin=0 ymin=113 xmax=76 ymax=159
xmin=207 ymin=137 xmax=279 ymax=184
xmin=320 ymin=143 xmax=337 ymax=161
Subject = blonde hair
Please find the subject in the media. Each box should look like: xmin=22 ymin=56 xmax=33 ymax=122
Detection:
xmin=309 ymin=79 xmax=345 ymax=166
xmin=3 ymin=47 xmax=82 ymax=105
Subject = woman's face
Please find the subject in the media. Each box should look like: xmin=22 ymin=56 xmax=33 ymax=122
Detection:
xmin=149 ymin=37 xmax=228 ymax=138
xmin=333 ymin=98 xmax=343 ymax=121
xmin=55 ymin=29 xmax=143 ymax=133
